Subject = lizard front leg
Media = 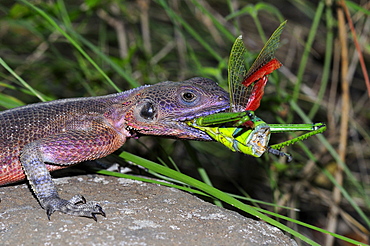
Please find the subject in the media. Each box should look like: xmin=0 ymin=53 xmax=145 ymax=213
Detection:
xmin=20 ymin=121 xmax=126 ymax=220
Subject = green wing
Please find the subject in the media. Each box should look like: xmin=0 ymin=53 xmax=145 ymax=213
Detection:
xmin=228 ymin=35 xmax=249 ymax=112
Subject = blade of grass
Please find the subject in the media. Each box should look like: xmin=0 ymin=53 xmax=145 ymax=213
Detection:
xmin=321 ymin=166 xmax=370 ymax=227
xmin=20 ymin=0 xmax=121 ymax=92
xmin=156 ymin=0 xmax=224 ymax=63
xmin=97 ymin=168 xmax=303 ymax=212
xmin=226 ymin=3 xmax=285 ymax=29
xmin=345 ymin=0 xmax=370 ymax=15
xmin=183 ymin=141 xmax=223 ymax=207
xmin=189 ymin=0 xmax=235 ymax=42
xmin=97 ymin=161 xmax=366 ymax=245
xmin=118 ymin=151 xmax=367 ymax=245
xmin=96 ymin=170 xmax=209 ymax=197
xmin=253 ymin=207 xmax=368 ymax=246
xmin=70 ymin=29 xmax=141 ymax=88
xmin=308 ymin=5 xmax=333 ymax=119
xmin=0 ymin=58 xmax=46 ymax=102
xmin=289 ymin=99 xmax=370 ymax=227
xmin=291 ymin=0 xmax=324 ymax=108
xmin=53 ymin=0 xmax=140 ymax=88
xmin=341 ymin=0 xmax=370 ymax=96
xmin=119 ymin=151 xmax=320 ymax=246
xmin=0 ymin=93 xmax=25 ymax=108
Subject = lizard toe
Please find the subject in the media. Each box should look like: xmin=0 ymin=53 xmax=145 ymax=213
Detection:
xmin=69 ymin=194 xmax=86 ymax=204
xmin=42 ymin=196 xmax=105 ymax=220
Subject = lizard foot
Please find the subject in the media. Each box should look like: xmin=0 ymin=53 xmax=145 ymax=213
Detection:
xmin=41 ymin=195 xmax=106 ymax=221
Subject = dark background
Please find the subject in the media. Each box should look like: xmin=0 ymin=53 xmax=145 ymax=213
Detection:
xmin=0 ymin=1 xmax=369 ymax=245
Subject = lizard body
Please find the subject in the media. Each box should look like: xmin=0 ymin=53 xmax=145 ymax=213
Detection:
xmin=0 ymin=77 xmax=229 ymax=220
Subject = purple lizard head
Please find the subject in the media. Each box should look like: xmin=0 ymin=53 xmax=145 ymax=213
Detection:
xmin=124 ymin=77 xmax=230 ymax=140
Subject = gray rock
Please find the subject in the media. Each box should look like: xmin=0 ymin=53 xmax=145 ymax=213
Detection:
xmin=1 ymin=175 xmax=297 ymax=245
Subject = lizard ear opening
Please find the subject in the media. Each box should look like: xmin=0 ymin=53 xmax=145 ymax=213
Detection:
xmin=135 ymin=100 xmax=157 ymax=121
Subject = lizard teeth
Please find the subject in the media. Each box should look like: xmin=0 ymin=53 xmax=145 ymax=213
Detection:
xmin=126 ymin=125 xmax=138 ymax=131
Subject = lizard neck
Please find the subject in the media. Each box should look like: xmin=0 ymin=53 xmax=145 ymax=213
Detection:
xmin=102 ymin=85 xmax=150 ymax=138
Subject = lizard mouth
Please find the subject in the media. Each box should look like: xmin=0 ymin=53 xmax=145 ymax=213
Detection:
xmin=175 ymin=105 xmax=230 ymax=141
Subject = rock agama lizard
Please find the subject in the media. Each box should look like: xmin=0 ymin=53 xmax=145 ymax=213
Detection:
xmin=0 ymin=77 xmax=229 ymax=220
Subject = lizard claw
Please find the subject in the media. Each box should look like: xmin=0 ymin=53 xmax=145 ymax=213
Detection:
xmin=42 ymin=195 xmax=105 ymax=220
xmin=91 ymin=205 xmax=106 ymax=221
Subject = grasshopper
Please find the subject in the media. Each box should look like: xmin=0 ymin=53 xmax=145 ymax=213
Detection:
xmin=187 ymin=21 xmax=326 ymax=161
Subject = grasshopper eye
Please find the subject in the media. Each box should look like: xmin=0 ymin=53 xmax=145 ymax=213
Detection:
xmin=140 ymin=102 xmax=156 ymax=120
xmin=246 ymin=111 xmax=255 ymax=119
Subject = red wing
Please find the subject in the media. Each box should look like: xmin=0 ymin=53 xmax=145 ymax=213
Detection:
xmin=228 ymin=21 xmax=286 ymax=113
xmin=243 ymin=59 xmax=282 ymax=111
xmin=242 ymin=58 xmax=282 ymax=88
xmin=244 ymin=76 xmax=268 ymax=111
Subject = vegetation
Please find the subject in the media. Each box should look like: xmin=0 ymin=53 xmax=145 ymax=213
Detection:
xmin=0 ymin=0 xmax=369 ymax=245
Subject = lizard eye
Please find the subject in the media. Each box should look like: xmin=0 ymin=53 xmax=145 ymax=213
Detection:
xmin=139 ymin=102 xmax=156 ymax=120
xmin=181 ymin=91 xmax=197 ymax=103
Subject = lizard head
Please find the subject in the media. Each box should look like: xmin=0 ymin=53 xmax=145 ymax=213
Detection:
xmin=124 ymin=77 xmax=230 ymax=141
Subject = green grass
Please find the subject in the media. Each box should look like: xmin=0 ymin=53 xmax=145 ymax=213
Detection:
xmin=0 ymin=0 xmax=369 ymax=245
